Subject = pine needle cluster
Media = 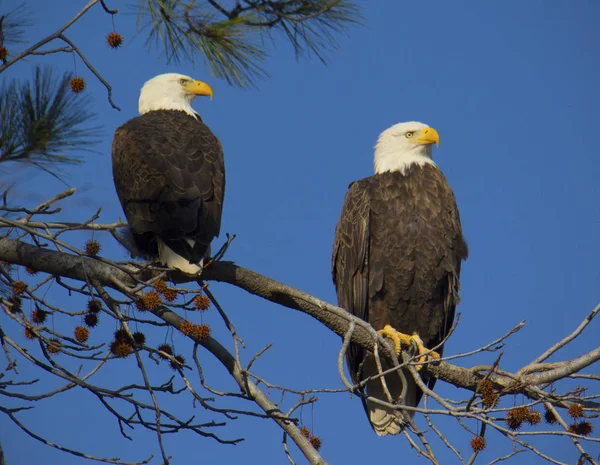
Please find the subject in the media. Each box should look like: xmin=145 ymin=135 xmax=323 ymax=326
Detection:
xmin=134 ymin=0 xmax=360 ymax=88
xmin=0 ymin=66 xmax=99 ymax=179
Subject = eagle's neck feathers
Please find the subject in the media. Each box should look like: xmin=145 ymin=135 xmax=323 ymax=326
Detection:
xmin=373 ymin=146 xmax=436 ymax=175
xmin=139 ymin=97 xmax=198 ymax=119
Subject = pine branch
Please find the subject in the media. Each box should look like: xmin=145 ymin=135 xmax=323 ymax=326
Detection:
xmin=240 ymin=0 xmax=362 ymax=63
xmin=0 ymin=3 xmax=33 ymax=45
xmin=0 ymin=66 xmax=101 ymax=179
xmin=133 ymin=0 xmax=361 ymax=87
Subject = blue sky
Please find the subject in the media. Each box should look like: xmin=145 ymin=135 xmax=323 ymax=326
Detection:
xmin=2 ymin=1 xmax=600 ymax=464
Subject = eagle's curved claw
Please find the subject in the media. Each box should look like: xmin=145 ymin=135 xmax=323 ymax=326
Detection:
xmin=377 ymin=325 xmax=439 ymax=371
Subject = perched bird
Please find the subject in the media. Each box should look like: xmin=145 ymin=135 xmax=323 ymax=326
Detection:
xmin=112 ymin=73 xmax=225 ymax=274
xmin=332 ymin=122 xmax=468 ymax=435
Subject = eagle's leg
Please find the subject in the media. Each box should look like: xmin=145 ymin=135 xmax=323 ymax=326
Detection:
xmin=377 ymin=325 xmax=440 ymax=370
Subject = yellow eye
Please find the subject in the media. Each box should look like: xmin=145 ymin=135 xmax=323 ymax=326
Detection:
xmin=405 ymin=131 xmax=414 ymax=138
xmin=179 ymin=78 xmax=188 ymax=85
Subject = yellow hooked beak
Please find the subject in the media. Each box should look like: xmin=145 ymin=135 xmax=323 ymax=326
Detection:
xmin=185 ymin=80 xmax=214 ymax=100
xmin=415 ymin=127 xmax=440 ymax=147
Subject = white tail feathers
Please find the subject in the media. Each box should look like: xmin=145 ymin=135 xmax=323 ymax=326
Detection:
xmin=363 ymin=358 xmax=417 ymax=436
xmin=157 ymin=239 xmax=207 ymax=275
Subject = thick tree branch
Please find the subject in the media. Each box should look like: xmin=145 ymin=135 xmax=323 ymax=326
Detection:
xmin=2 ymin=236 xmax=598 ymax=408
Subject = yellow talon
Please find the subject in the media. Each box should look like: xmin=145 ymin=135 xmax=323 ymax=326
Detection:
xmin=377 ymin=325 xmax=440 ymax=370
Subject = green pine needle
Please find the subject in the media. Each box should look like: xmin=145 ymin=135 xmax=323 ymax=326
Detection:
xmin=0 ymin=2 xmax=33 ymax=45
xmin=133 ymin=0 xmax=361 ymax=88
xmin=0 ymin=66 xmax=101 ymax=178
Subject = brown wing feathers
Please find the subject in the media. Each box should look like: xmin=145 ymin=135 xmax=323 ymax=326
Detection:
xmin=332 ymin=164 xmax=468 ymax=419
xmin=112 ymin=110 xmax=225 ymax=264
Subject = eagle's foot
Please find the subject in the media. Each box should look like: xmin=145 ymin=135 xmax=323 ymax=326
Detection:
xmin=377 ymin=325 xmax=439 ymax=371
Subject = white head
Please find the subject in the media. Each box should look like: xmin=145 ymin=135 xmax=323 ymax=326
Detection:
xmin=138 ymin=73 xmax=214 ymax=118
xmin=374 ymin=121 xmax=440 ymax=175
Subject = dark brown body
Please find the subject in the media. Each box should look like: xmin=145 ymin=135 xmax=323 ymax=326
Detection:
xmin=332 ymin=163 xmax=468 ymax=429
xmin=112 ymin=110 xmax=225 ymax=264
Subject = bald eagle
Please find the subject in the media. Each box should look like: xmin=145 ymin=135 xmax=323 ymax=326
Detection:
xmin=332 ymin=122 xmax=468 ymax=435
xmin=112 ymin=73 xmax=224 ymax=274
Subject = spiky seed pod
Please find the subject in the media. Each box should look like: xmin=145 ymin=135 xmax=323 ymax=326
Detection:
xmin=470 ymin=436 xmax=486 ymax=452
xmin=135 ymin=298 xmax=148 ymax=312
xmin=111 ymin=341 xmax=133 ymax=358
xmin=31 ymin=308 xmax=48 ymax=324
xmin=74 ymin=326 xmax=89 ymax=343
xmin=157 ymin=344 xmax=173 ymax=360
xmin=24 ymin=327 xmax=36 ymax=340
xmin=84 ymin=312 xmax=99 ymax=328
xmin=88 ymin=299 xmax=102 ymax=313
xmin=193 ymin=324 xmax=211 ymax=340
xmin=513 ymin=406 xmax=529 ymax=422
xmin=12 ymin=281 xmax=27 ymax=296
xmin=478 ymin=379 xmax=493 ymax=396
xmin=153 ymin=279 xmax=168 ymax=293
xmin=132 ymin=331 xmax=146 ymax=345
xmin=47 ymin=338 xmax=62 ymax=354
xmin=26 ymin=267 xmax=38 ymax=275
xmin=482 ymin=392 xmax=498 ymax=409
xmin=527 ymin=409 xmax=542 ymax=425
xmin=506 ymin=407 xmax=527 ymax=431
xmin=179 ymin=321 xmax=195 ymax=336
xmin=114 ymin=328 xmax=129 ymax=343
xmin=568 ymin=403 xmax=584 ymax=419
xmin=193 ymin=294 xmax=211 ymax=311
xmin=309 ymin=435 xmax=322 ymax=451
xmin=142 ymin=291 xmax=162 ymax=311
xmin=505 ymin=416 xmax=522 ymax=431
xmin=300 ymin=426 xmax=310 ymax=438
xmin=162 ymin=288 xmax=178 ymax=302
xmin=106 ymin=32 xmax=123 ymax=49
xmin=544 ymin=408 xmax=557 ymax=424
xmin=571 ymin=421 xmax=593 ymax=436
xmin=85 ymin=239 xmax=101 ymax=256
xmin=70 ymin=77 xmax=85 ymax=93
xmin=7 ymin=296 xmax=22 ymax=313
xmin=478 ymin=379 xmax=498 ymax=407
xmin=170 ymin=354 xmax=185 ymax=370
xmin=0 ymin=46 xmax=7 ymax=61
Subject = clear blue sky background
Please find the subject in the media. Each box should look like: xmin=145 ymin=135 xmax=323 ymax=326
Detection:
xmin=2 ymin=1 xmax=600 ymax=464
